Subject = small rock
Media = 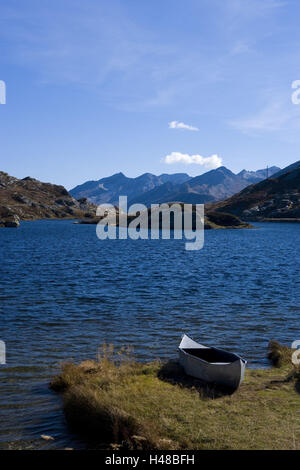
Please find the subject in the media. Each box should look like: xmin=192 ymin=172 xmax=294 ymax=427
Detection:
xmin=4 ymin=220 xmax=19 ymax=228
xmin=41 ymin=434 xmax=55 ymax=441
xmin=130 ymin=435 xmax=149 ymax=450
xmin=4 ymin=215 xmax=20 ymax=228
xmin=110 ymin=443 xmax=122 ymax=450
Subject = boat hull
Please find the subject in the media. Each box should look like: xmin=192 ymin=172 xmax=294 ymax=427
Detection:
xmin=178 ymin=335 xmax=246 ymax=389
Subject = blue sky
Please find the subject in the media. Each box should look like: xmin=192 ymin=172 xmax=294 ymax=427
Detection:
xmin=1 ymin=0 xmax=300 ymax=189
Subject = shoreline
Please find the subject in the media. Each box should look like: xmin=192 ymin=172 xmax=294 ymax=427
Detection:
xmin=50 ymin=342 xmax=300 ymax=450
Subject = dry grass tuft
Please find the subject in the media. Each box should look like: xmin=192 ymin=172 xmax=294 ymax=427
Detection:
xmin=267 ymin=340 xmax=294 ymax=368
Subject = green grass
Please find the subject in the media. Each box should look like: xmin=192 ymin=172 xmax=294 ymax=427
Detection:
xmin=50 ymin=343 xmax=300 ymax=450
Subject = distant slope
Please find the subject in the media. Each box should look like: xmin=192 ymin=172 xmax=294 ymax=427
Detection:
xmin=210 ymin=161 xmax=300 ymax=220
xmin=70 ymin=172 xmax=191 ymax=205
xmin=178 ymin=166 xmax=247 ymax=201
xmin=237 ymin=166 xmax=280 ymax=183
xmin=128 ymin=181 xmax=216 ymax=205
xmin=0 ymin=171 xmax=96 ymax=223
xmin=269 ymin=160 xmax=300 ymax=178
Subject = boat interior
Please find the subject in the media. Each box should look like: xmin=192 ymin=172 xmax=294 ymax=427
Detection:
xmin=182 ymin=347 xmax=239 ymax=363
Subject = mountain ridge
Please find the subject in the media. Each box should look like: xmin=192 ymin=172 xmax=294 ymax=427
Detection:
xmin=70 ymin=166 xmax=280 ymax=207
xmin=70 ymin=172 xmax=192 ymax=205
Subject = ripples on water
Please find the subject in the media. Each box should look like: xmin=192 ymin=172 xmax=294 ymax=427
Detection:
xmin=0 ymin=220 xmax=299 ymax=448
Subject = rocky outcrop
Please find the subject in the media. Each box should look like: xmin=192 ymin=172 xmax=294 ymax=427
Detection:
xmin=0 ymin=171 xmax=96 ymax=226
xmin=205 ymin=211 xmax=251 ymax=229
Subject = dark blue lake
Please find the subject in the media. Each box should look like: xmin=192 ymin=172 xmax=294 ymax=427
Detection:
xmin=0 ymin=220 xmax=299 ymax=448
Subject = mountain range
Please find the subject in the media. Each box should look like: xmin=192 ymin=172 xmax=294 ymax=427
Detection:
xmin=70 ymin=172 xmax=190 ymax=206
xmin=211 ymin=160 xmax=300 ymax=220
xmin=1 ymin=160 xmax=299 ymax=226
xmin=70 ymin=166 xmax=280 ymax=206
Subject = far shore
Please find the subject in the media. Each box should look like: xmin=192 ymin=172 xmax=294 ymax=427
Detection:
xmin=259 ymin=218 xmax=300 ymax=223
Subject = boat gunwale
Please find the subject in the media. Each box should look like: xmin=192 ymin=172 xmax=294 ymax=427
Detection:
xmin=178 ymin=346 xmax=246 ymax=367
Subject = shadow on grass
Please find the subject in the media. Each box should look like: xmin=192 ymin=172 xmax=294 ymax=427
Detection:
xmin=157 ymin=360 xmax=236 ymax=399
xmin=267 ymin=368 xmax=300 ymax=395
xmin=267 ymin=340 xmax=300 ymax=394
xmin=288 ymin=369 xmax=300 ymax=394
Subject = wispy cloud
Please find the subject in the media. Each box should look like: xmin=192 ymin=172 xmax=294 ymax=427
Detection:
xmin=168 ymin=121 xmax=199 ymax=131
xmin=229 ymin=94 xmax=300 ymax=133
xmin=0 ymin=2 xmax=179 ymax=106
xmin=0 ymin=0 xmax=291 ymax=115
xmin=229 ymin=41 xmax=252 ymax=56
xmin=164 ymin=152 xmax=222 ymax=169
xmin=0 ymin=1 xmax=261 ymax=112
xmin=223 ymin=0 xmax=285 ymax=21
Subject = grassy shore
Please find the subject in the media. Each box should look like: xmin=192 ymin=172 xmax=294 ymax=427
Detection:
xmin=50 ymin=342 xmax=300 ymax=450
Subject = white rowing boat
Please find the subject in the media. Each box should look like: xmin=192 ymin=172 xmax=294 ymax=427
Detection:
xmin=179 ymin=334 xmax=247 ymax=389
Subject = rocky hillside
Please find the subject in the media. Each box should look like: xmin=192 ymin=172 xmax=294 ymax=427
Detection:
xmin=0 ymin=171 xmax=96 ymax=226
xmin=210 ymin=161 xmax=300 ymax=220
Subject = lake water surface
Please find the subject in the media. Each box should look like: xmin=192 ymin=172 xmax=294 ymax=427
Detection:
xmin=0 ymin=220 xmax=299 ymax=449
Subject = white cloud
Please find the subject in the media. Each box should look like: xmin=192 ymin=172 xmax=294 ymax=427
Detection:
xmin=168 ymin=121 xmax=199 ymax=131
xmin=164 ymin=152 xmax=222 ymax=169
